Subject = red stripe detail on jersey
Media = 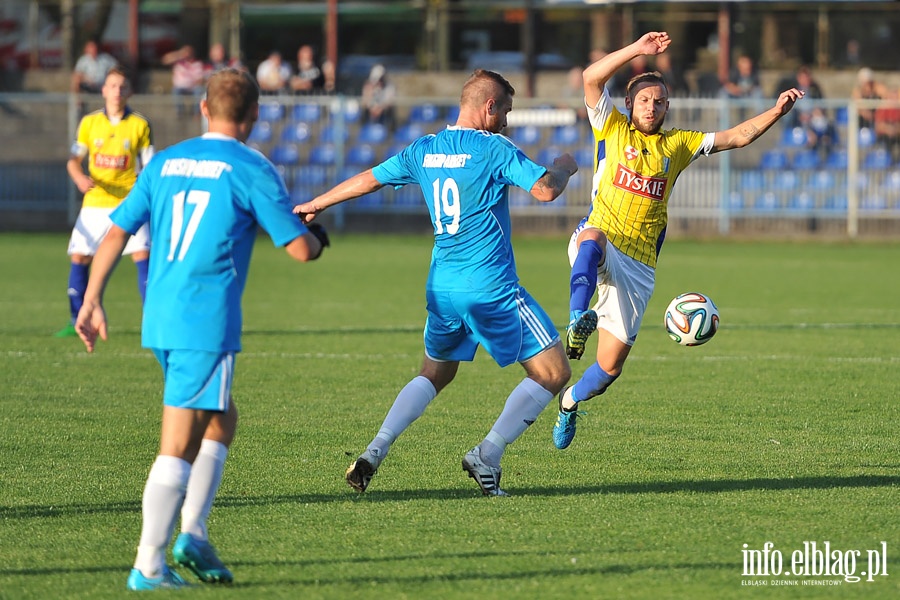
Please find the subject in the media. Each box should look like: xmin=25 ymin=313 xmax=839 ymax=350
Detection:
xmin=612 ymin=163 xmax=667 ymax=201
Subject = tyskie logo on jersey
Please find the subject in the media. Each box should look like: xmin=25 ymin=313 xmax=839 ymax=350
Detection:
xmin=612 ymin=163 xmax=667 ymax=201
xmin=94 ymin=154 xmax=129 ymax=170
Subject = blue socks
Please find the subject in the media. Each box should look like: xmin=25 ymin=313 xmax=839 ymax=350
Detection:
xmin=569 ymin=240 xmax=604 ymax=318
xmin=135 ymin=258 xmax=149 ymax=303
xmin=571 ymin=362 xmax=619 ymax=403
xmin=67 ymin=263 xmax=90 ymax=322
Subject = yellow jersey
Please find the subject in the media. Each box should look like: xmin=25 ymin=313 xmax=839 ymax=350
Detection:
xmin=72 ymin=108 xmax=153 ymax=209
xmin=586 ymin=89 xmax=713 ymax=268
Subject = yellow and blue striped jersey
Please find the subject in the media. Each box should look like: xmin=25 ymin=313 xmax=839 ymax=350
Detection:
xmin=586 ymin=89 xmax=713 ymax=268
xmin=72 ymin=108 xmax=153 ymax=209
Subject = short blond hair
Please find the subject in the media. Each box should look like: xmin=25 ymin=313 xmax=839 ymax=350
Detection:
xmin=206 ymin=68 xmax=259 ymax=123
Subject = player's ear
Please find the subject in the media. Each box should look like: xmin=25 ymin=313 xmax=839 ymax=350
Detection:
xmin=200 ymin=99 xmax=210 ymax=120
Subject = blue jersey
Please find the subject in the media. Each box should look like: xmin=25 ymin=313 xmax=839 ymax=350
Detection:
xmin=372 ymin=127 xmax=546 ymax=293
xmin=111 ymin=133 xmax=308 ymax=352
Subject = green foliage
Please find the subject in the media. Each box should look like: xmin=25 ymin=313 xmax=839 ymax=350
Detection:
xmin=1 ymin=234 xmax=898 ymax=599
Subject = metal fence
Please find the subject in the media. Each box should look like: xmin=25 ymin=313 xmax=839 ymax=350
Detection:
xmin=1 ymin=92 xmax=899 ymax=238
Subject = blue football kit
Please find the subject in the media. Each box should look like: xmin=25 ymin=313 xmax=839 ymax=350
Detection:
xmin=372 ymin=126 xmax=560 ymax=366
xmin=111 ymin=133 xmax=308 ymax=408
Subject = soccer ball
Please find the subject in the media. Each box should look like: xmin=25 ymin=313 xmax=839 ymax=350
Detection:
xmin=664 ymin=292 xmax=719 ymax=346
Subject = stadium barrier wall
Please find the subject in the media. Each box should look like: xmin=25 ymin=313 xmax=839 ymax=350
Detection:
xmin=1 ymin=93 xmax=899 ymax=239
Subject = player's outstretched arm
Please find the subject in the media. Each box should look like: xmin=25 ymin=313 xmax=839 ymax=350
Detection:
xmin=530 ymin=153 xmax=578 ymax=202
xmin=293 ymin=169 xmax=384 ymax=223
xmin=712 ymin=88 xmax=805 ymax=153
xmin=583 ymin=31 xmax=671 ymax=108
xmin=75 ymin=226 xmax=129 ymax=352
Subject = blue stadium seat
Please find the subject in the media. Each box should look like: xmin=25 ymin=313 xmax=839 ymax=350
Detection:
xmin=773 ymin=171 xmax=798 ymax=191
xmin=860 ymin=195 xmax=887 ymax=210
xmin=409 ymin=104 xmax=440 ymax=124
xmin=552 ymin=124 xmax=581 ymax=146
xmin=825 ymin=149 xmax=848 ymax=170
xmin=393 ymin=123 xmax=425 ymax=145
xmin=792 ymin=149 xmax=820 ymax=170
xmin=824 ymin=195 xmax=848 ymax=211
xmin=788 ymin=192 xmax=815 ymax=211
xmin=759 ymin=149 xmax=789 ymax=170
xmin=247 ymin=121 xmax=272 ymax=144
xmin=293 ymin=165 xmax=328 ymax=188
xmin=356 ymin=188 xmax=386 ymax=207
xmin=739 ymin=170 xmax=766 ymax=190
xmin=446 ymin=105 xmax=460 ymax=123
xmin=309 ymin=144 xmax=337 ymax=166
xmin=809 ymin=169 xmax=835 ymax=190
xmin=510 ymin=125 xmax=541 ymax=146
xmin=536 ymin=146 xmax=562 ymax=167
xmin=270 ymin=144 xmax=299 ymax=166
xmin=728 ymin=191 xmax=744 ymax=210
xmin=346 ymin=144 xmax=377 ymax=166
xmin=357 ymin=123 xmax=389 ymax=145
xmin=835 ymin=106 xmax=848 ymax=126
xmin=782 ymin=126 xmax=808 ymax=147
xmin=258 ymin=102 xmax=285 ymax=123
xmin=858 ymin=127 xmax=876 ymax=148
xmin=330 ymin=99 xmax=361 ymax=123
xmin=883 ymin=170 xmax=900 ymax=190
xmin=280 ymin=122 xmax=311 ymax=143
xmin=574 ymin=147 xmax=595 ymax=168
xmin=319 ymin=125 xmax=351 ymax=143
xmin=384 ymin=142 xmax=407 ymax=159
xmin=292 ymin=103 xmax=321 ymax=123
xmin=754 ymin=192 xmax=780 ymax=211
xmin=863 ymin=147 xmax=892 ymax=170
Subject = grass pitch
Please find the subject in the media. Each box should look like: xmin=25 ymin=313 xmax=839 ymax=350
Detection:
xmin=1 ymin=232 xmax=898 ymax=599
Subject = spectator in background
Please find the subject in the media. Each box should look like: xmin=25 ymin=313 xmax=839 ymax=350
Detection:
xmin=774 ymin=65 xmax=825 ymax=127
xmin=654 ymin=53 xmax=689 ymax=96
xmin=71 ymin=38 xmax=117 ymax=94
xmin=162 ymin=45 xmax=206 ymax=117
xmin=799 ymin=107 xmax=839 ymax=161
xmin=719 ymin=54 xmax=762 ymax=100
xmin=205 ymin=42 xmax=243 ymax=77
xmin=361 ymin=64 xmax=396 ymax=129
xmin=290 ymin=45 xmax=325 ymax=95
xmin=874 ymin=89 xmax=900 ymax=162
xmin=836 ymin=39 xmax=862 ymax=69
xmin=852 ymin=67 xmax=890 ymax=130
xmin=256 ymin=50 xmax=291 ymax=94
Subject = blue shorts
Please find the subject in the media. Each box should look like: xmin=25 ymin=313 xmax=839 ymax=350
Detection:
xmin=152 ymin=349 xmax=235 ymax=412
xmin=423 ymin=285 xmax=559 ymax=368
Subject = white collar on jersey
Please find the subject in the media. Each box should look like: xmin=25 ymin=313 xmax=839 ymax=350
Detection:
xmin=201 ymin=132 xmax=237 ymax=141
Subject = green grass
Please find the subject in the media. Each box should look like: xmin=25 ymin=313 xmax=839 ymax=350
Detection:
xmin=1 ymin=233 xmax=898 ymax=599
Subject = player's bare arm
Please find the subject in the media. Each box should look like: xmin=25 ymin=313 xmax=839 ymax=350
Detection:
xmin=75 ymin=225 xmax=129 ymax=352
xmin=531 ymin=153 xmax=578 ymax=202
xmin=66 ymin=155 xmax=94 ymax=193
xmin=712 ymin=88 xmax=804 ymax=153
xmin=293 ymin=169 xmax=384 ymax=223
xmin=583 ymin=32 xmax=671 ymax=107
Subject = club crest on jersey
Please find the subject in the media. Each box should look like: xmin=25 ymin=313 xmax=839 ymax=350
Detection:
xmin=624 ymin=145 xmax=639 ymax=161
xmin=93 ymin=139 xmax=104 ymax=149
xmin=613 ymin=163 xmax=667 ymax=201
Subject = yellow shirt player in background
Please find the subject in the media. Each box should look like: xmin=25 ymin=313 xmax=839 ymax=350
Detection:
xmin=552 ymin=32 xmax=804 ymax=449
xmin=56 ymin=65 xmax=154 ymax=337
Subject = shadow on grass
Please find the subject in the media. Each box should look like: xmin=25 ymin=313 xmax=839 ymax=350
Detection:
xmin=3 ymin=474 xmax=897 ymax=522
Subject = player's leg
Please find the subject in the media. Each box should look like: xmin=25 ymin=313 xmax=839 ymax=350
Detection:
xmin=464 ymin=288 xmax=570 ymax=495
xmin=346 ymin=357 xmax=457 ymax=492
xmin=566 ymin=225 xmax=607 ymax=359
xmin=129 ymin=350 xmax=232 ymax=590
xmin=124 ymin=223 xmax=151 ymax=303
xmin=129 ymin=405 xmax=211 ymax=590
xmin=554 ymin=247 xmax=653 ymax=449
xmin=57 ymin=208 xmax=101 ymax=337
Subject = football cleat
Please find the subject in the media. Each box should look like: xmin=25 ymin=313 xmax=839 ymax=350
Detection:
xmin=462 ymin=446 xmax=508 ymax=496
xmin=126 ymin=566 xmax=191 ymax=591
xmin=552 ymin=387 xmax=583 ymax=450
xmin=345 ymin=450 xmax=380 ymax=493
xmin=565 ymin=310 xmax=598 ymax=360
xmin=173 ymin=533 xmax=233 ymax=584
xmin=53 ymin=323 xmax=78 ymax=338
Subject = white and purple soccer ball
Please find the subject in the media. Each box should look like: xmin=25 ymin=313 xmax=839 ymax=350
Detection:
xmin=664 ymin=292 xmax=719 ymax=346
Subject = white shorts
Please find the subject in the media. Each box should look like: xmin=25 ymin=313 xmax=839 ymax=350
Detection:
xmin=67 ymin=206 xmax=150 ymax=256
xmin=567 ymin=226 xmax=655 ymax=346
